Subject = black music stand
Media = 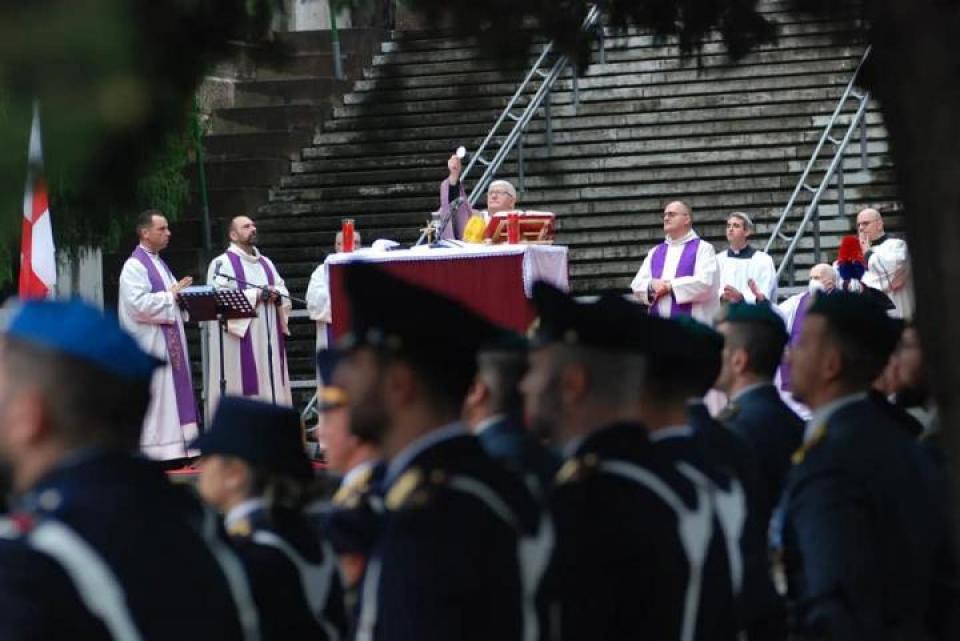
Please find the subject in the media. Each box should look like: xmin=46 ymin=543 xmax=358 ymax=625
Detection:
xmin=181 ymin=286 xmax=257 ymax=398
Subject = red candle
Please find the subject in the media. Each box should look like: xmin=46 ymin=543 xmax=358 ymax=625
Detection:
xmin=342 ymin=218 xmax=355 ymax=252
xmin=507 ymin=212 xmax=520 ymax=244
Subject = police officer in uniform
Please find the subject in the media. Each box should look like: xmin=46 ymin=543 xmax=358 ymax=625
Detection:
xmin=463 ymin=332 xmax=559 ymax=493
xmin=309 ymin=352 xmax=384 ymax=629
xmin=193 ymin=396 xmax=348 ymax=641
xmin=714 ymin=302 xmax=804 ymax=529
xmin=0 ymin=298 xmax=257 ymax=641
xmin=335 ymin=264 xmax=549 ymax=641
xmin=523 ymin=283 xmax=742 ymax=641
xmin=639 ymin=312 xmax=784 ymax=640
xmin=781 ymin=292 xmax=956 ymax=640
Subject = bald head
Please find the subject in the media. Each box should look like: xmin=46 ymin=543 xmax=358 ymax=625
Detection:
xmin=856 ymin=208 xmax=884 ymax=241
xmin=810 ymin=263 xmax=837 ymax=292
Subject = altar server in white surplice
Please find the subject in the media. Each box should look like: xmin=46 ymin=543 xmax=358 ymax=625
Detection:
xmin=631 ymin=200 xmax=721 ymax=325
xmin=717 ymin=211 xmax=778 ymax=304
xmin=118 ymin=210 xmax=198 ymax=461
xmin=306 ymin=230 xmax=362 ymax=358
xmin=856 ymin=207 xmax=915 ymax=319
xmin=206 ymin=215 xmax=292 ymax=414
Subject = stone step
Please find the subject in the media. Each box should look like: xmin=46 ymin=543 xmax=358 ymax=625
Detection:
xmin=311 ymin=106 xmax=883 ymax=163
xmin=300 ymin=110 xmax=883 ymax=173
xmin=259 ymin=167 xmax=896 ymax=223
xmin=342 ymin=57 xmax=857 ymax=106
xmin=378 ymin=1 xmax=851 ymax=49
xmin=278 ymin=151 xmax=892 ymax=202
xmin=331 ymin=69 xmax=852 ymax=119
xmin=372 ymin=19 xmax=859 ymax=66
xmin=188 ymin=157 xmax=291 ymax=191
xmin=365 ymin=32 xmax=862 ymax=80
xmin=202 ymin=130 xmax=313 ymax=160
xmin=309 ymin=102 xmax=883 ymax=149
xmin=211 ymin=104 xmax=329 ymax=135
xmin=324 ymin=85 xmax=847 ymax=133
xmin=357 ymin=43 xmax=862 ymax=92
xmin=186 ymin=186 xmax=272 ymax=219
xmin=235 ymin=77 xmax=354 ymax=107
xmin=281 ymin=132 xmax=890 ymax=193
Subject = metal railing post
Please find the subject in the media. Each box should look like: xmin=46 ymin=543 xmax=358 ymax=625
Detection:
xmin=518 ymin=131 xmax=526 ymax=195
xmin=813 ymin=205 xmax=822 ymax=265
xmin=545 ymin=90 xmax=553 ymax=154
xmin=836 ymin=165 xmax=845 ymax=219
xmin=329 ymin=0 xmax=345 ymax=80
xmin=860 ymin=95 xmax=870 ymax=170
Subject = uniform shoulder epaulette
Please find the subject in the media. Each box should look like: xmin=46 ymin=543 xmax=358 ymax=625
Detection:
xmin=332 ymin=466 xmax=376 ymax=509
xmin=792 ymin=423 xmax=828 ymax=465
xmin=227 ymin=517 xmax=252 ymax=538
xmin=555 ymin=453 xmax=600 ymax=485
xmin=386 ymin=467 xmax=448 ymax=511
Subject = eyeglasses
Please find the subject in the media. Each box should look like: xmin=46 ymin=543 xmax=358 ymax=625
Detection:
xmin=488 ymin=189 xmax=512 ymax=197
xmin=663 ymin=211 xmax=688 ymax=219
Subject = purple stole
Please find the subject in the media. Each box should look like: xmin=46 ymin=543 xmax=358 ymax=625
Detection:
xmin=779 ymin=292 xmax=811 ymax=391
xmin=131 ymin=247 xmax=197 ymax=426
xmin=226 ymin=251 xmax=287 ymax=396
xmin=649 ymin=238 xmax=700 ymax=317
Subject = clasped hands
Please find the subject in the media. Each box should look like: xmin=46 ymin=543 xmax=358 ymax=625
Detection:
xmin=721 ymin=279 xmax=766 ymax=303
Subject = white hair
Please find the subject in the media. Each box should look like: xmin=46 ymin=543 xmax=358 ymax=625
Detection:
xmin=487 ymin=180 xmax=517 ymax=199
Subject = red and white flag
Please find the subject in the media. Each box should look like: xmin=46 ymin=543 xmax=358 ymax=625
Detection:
xmin=19 ymin=103 xmax=56 ymax=299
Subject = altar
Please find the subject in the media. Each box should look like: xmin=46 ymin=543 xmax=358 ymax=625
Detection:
xmin=325 ymin=244 xmax=569 ymax=339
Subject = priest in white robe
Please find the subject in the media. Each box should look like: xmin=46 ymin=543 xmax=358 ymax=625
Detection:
xmin=717 ymin=212 xmax=777 ymax=304
xmin=631 ymin=200 xmax=721 ymax=325
xmin=118 ymin=210 xmax=198 ymax=461
xmin=305 ymin=230 xmax=362 ymax=358
xmin=206 ymin=215 xmax=292 ymax=414
xmin=856 ymin=207 xmax=914 ymax=319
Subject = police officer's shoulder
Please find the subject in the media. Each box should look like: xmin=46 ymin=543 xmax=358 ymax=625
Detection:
xmin=385 ymin=466 xmax=450 ymax=512
xmin=555 ymin=453 xmax=601 ymax=486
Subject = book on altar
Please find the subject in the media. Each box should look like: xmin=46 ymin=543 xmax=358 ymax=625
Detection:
xmin=483 ymin=211 xmax=556 ymax=244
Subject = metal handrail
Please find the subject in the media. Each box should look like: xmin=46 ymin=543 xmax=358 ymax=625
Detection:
xmin=461 ymin=3 xmax=603 ymax=206
xmin=764 ymin=46 xmax=872 ymax=281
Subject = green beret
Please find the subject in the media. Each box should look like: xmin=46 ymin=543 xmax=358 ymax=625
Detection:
xmin=719 ymin=301 xmax=788 ymax=342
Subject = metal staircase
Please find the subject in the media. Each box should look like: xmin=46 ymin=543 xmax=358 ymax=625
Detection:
xmin=764 ymin=46 xmax=873 ymax=286
xmin=417 ymin=3 xmax=604 ymax=244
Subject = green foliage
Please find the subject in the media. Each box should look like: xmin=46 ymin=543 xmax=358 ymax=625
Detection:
xmin=0 ymin=0 xmax=279 ymax=288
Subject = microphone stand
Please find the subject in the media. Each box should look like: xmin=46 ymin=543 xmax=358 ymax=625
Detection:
xmin=214 ymin=267 xmax=306 ymax=405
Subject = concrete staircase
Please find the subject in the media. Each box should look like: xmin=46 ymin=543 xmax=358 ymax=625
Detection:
xmin=149 ymin=0 xmax=900 ymax=402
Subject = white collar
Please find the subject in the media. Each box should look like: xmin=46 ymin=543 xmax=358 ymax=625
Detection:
xmin=804 ymin=392 xmax=867 ymax=443
xmin=341 ymin=458 xmax=377 ymax=489
xmin=384 ymin=422 xmax=467 ymax=487
xmin=138 ymin=244 xmax=159 ymax=256
xmin=664 ymin=229 xmax=698 ymax=247
xmin=473 ymin=413 xmax=507 ymax=436
xmin=228 ymin=243 xmax=261 ymax=262
xmin=224 ymin=497 xmax=265 ymax=529
xmin=731 ymin=382 xmax=775 ymax=403
xmin=649 ymin=424 xmax=694 ymax=442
